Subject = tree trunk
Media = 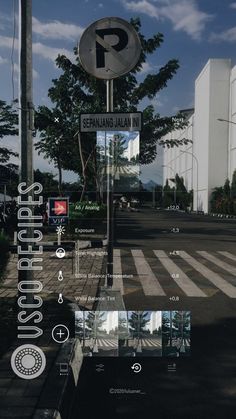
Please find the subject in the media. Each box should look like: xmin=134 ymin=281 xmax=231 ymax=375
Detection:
xmin=77 ymin=133 xmax=96 ymax=202
xmin=57 ymin=159 xmax=62 ymax=196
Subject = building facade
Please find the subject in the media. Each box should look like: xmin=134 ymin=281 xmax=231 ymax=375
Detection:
xmin=163 ymin=59 xmax=236 ymax=213
xmin=123 ymin=134 xmax=139 ymax=161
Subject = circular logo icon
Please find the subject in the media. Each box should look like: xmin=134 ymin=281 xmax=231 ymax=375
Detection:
xmin=11 ymin=345 xmax=46 ymax=380
xmin=56 ymin=248 xmax=66 ymax=258
xmin=131 ymin=363 xmax=142 ymax=373
xmin=52 ymin=324 xmax=70 ymax=343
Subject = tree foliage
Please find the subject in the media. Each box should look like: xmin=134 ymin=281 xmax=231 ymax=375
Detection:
xmin=210 ymin=172 xmax=236 ymax=214
xmin=35 ymin=18 xmax=190 ymax=192
xmin=128 ymin=311 xmax=149 ymax=335
xmin=0 ymin=100 xmax=18 ymax=163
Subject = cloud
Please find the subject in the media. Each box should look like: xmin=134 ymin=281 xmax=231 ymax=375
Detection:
xmin=0 ymin=35 xmax=74 ymax=63
xmin=32 ymin=17 xmax=84 ymax=41
xmin=0 ymin=13 xmax=12 ymax=32
xmin=122 ymin=0 xmax=213 ymax=40
xmin=0 ymin=56 xmax=8 ymax=65
xmin=209 ymin=26 xmax=236 ymax=43
xmin=230 ymin=2 xmax=236 ymax=9
xmin=14 ymin=63 xmax=39 ymax=79
xmin=0 ymin=35 xmax=14 ymax=49
xmin=139 ymin=61 xmax=153 ymax=74
xmin=123 ymin=0 xmax=159 ymax=18
xmin=33 ymin=42 xmax=74 ymax=62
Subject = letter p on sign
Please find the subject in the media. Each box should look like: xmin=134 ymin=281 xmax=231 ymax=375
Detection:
xmin=95 ymin=28 xmax=128 ymax=68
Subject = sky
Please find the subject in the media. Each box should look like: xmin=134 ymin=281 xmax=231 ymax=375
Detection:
xmin=1 ymin=0 xmax=236 ymax=184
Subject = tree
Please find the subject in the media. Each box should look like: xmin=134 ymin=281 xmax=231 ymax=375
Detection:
xmin=223 ymin=178 xmax=231 ymax=198
xmin=0 ymin=100 xmax=18 ymax=163
xmin=172 ymin=311 xmax=190 ymax=335
xmin=162 ymin=311 xmax=170 ymax=346
xmin=231 ymin=170 xmax=236 ymax=199
xmin=163 ymin=179 xmax=173 ymax=208
xmin=175 ymin=174 xmax=191 ymax=209
xmin=35 ymin=18 xmax=190 ymax=197
xmin=35 ymin=106 xmax=81 ymax=195
xmin=0 ymin=163 xmax=18 ymax=197
xmin=34 ymin=169 xmax=59 ymax=196
xmin=210 ymin=186 xmax=224 ymax=212
xmin=128 ymin=311 xmax=149 ymax=337
xmin=85 ymin=311 xmax=106 ymax=338
xmin=110 ymin=134 xmax=129 ymax=173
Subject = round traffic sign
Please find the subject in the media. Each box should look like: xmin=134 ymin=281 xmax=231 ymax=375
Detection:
xmin=78 ymin=17 xmax=141 ymax=79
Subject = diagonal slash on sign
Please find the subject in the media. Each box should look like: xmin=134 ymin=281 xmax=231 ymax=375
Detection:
xmin=95 ymin=34 xmax=130 ymax=68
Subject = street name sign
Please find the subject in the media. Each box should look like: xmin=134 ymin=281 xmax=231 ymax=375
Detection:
xmin=80 ymin=112 xmax=142 ymax=132
xmin=79 ymin=17 xmax=141 ymax=79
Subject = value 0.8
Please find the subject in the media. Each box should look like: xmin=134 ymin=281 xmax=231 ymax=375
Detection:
xmin=169 ymin=296 xmax=180 ymax=302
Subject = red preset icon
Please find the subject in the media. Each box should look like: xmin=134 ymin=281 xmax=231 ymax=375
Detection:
xmin=54 ymin=201 xmax=67 ymax=216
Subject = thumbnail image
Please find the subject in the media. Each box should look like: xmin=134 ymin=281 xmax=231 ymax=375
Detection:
xmin=162 ymin=311 xmax=191 ymax=357
xmin=75 ymin=311 xmax=118 ymax=357
xmin=118 ymin=311 xmax=162 ymax=357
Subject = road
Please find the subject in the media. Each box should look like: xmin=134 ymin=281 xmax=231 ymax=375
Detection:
xmin=71 ymin=208 xmax=236 ymax=418
xmin=112 ymin=208 xmax=236 ymax=310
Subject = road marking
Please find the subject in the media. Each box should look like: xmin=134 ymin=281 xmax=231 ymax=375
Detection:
xmin=185 ymin=338 xmax=190 ymax=347
xmin=197 ymin=251 xmax=236 ymax=276
xmin=179 ymin=251 xmax=236 ymax=298
xmin=217 ymin=251 xmax=236 ymax=263
xmin=154 ymin=250 xmax=206 ymax=297
xmin=131 ymin=250 xmax=166 ymax=296
xmin=97 ymin=339 xmax=118 ymax=348
xmin=142 ymin=339 xmax=161 ymax=348
xmin=113 ymin=249 xmax=124 ymax=295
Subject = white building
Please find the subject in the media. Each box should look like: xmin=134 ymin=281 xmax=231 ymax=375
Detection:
xmin=163 ymin=59 xmax=236 ymax=213
xmin=123 ymin=134 xmax=139 ymax=161
xmin=147 ymin=311 xmax=161 ymax=334
xmin=103 ymin=311 xmax=118 ymax=334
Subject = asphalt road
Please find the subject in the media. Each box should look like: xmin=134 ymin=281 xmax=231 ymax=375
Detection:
xmin=112 ymin=208 xmax=236 ymax=310
xmin=115 ymin=207 xmax=236 ymax=252
xmin=71 ymin=208 xmax=236 ymax=419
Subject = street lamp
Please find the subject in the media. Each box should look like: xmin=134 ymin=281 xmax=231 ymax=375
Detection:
xmin=217 ymin=118 xmax=236 ymax=125
xmin=176 ymin=149 xmax=199 ymax=212
xmin=162 ymin=165 xmax=177 ymax=205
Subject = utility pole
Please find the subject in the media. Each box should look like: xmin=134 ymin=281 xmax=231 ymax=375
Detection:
xmin=18 ymin=0 xmax=34 ymax=300
xmin=106 ymin=80 xmax=114 ymax=287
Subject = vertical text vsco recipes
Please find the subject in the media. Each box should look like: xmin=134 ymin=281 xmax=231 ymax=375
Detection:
xmin=11 ymin=182 xmax=46 ymax=380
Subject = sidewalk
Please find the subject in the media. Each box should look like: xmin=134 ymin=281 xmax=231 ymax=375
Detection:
xmin=1 ymin=246 xmax=107 ymax=309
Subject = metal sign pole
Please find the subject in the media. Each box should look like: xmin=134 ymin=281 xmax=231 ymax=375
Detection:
xmin=106 ymin=79 xmax=113 ymax=287
xmin=78 ymin=17 xmax=141 ymax=289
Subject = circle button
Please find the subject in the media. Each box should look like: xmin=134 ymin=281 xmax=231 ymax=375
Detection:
xmin=52 ymin=324 xmax=70 ymax=343
xmin=11 ymin=345 xmax=46 ymax=380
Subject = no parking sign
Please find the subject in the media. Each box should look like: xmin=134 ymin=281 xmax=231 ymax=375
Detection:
xmin=79 ymin=17 xmax=141 ymax=79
